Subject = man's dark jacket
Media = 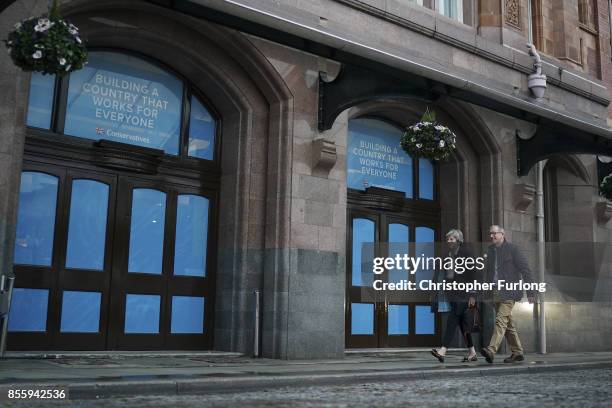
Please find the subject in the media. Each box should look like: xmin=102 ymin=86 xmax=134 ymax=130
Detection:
xmin=485 ymin=240 xmax=536 ymax=301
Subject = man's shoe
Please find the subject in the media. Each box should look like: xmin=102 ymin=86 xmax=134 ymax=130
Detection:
xmin=480 ymin=347 xmax=494 ymax=364
xmin=503 ymin=354 xmax=525 ymax=363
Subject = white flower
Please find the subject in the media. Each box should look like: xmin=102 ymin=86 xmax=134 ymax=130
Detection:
xmin=422 ymin=121 xmax=431 ymax=126
xmin=58 ymin=58 xmax=66 ymax=65
xmin=410 ymin=137 xmax=415 ymax=142
xmin=439 ymin=140 xmax=445 ymax=148
xmin=34 ymin=18 xmax=53 ymax=32
xmin=65 ymin=64 xmax=72 ymax=71
xmin=75 ymin=36 xmax=82 ymax=44
xmin=32 ymin=50 xmax=42 ymax=59
xmin=34 ymin=43 xmax=44 ymax=49
xmin=69 ymin=28 xmax=78 ymax=35
xmin=69 ymin=24 xmax=79 ymax=32
xmin=435 ymin=125 xmax=445 ymax=131
xmin=415 ymin=143 xmax=422 ymax=149
xmin=14 ymin=22 xmax=22 ymax=29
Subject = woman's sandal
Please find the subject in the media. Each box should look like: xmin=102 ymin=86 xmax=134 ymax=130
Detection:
xmin=430 ymin=348 xmax=445 ymax=363
xmin=461 ymin=354 xmax=478 ymax=362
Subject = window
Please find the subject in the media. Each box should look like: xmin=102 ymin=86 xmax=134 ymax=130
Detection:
xmin=26 ymin=51 xmax=217 ymax=161
xmin=437 ymin=0 xmax=463 ymax=22
xmin=347 ymin=118 xmax=435 ymax=200
xmin=14 ymin=172 xmax=59 ymax=267
xmin=578 ymin=0 xmax=597 ymax=28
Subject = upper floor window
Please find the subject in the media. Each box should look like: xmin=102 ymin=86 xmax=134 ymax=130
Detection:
xmin=437 ymin=0 xmax=463 ymax=22
xmin=578 ymin=0 xmax=597 ymax=29
xmin=26 ymin=51 xmax=217 ymax=161
xmin=408 ymin=0 xmax=472 ymax=26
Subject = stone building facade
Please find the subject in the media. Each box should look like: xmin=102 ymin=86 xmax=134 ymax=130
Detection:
xmin=0 ymin=0 xmax=611 ymax=359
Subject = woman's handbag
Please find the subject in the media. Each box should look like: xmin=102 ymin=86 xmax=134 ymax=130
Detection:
xmin=462 ymin=304 xmax=481 ymax=333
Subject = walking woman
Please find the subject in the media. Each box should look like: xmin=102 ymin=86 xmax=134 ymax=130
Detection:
xmin=430 ymin=229 xmax=479 ymax=363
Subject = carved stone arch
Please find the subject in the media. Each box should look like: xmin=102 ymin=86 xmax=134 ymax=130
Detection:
xmin=11 ymin=0 xmax=295 ymax=356
xmin=345 ymin=97 xmax=502 ymax=243
xmin=543 ymin=154 xmax=592 ymax=185
xmin=435 ymin=98 xmax=504 ymax=241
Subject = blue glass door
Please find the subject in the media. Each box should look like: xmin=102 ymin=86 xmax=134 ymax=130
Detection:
xmin=9 ymin=165 xmax=115 ymax=350
xmin=9 ymin=165 xmax=215 ymax=351
xmin=108 ymin=176 xmax=214 ymax=350
xmin=346 ymin=210 xmax=441 ymax=348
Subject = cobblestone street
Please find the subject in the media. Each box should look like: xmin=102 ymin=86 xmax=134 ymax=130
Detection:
xmin=6 ymin=368 xmax=612 ymax=408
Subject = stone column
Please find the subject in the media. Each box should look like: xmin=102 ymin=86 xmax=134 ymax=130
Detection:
xmin=479 ymin=0 xmax=503 ymax=42
xmin=0 ymin=1 xmax=44 ymax=288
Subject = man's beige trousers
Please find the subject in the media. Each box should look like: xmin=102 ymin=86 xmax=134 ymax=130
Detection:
xmin=486 ymin=299 xmax=524 ymax=355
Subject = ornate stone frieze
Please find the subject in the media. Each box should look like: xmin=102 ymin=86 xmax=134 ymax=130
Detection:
xmin=505 ymin=0 xmax=520 ymax=28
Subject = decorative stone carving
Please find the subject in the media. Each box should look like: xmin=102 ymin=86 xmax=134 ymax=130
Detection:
xmin=505 ymin=0 xmax=520 ymax=28
xmin=595 ymin=200 xmax=612 ymax=224
xmin=312 ymin=138 xmax=337 ymax=175
xmin=514 ymin=182 xmax=536 ymax=212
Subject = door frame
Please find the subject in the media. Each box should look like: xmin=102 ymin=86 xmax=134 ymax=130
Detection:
xmin=345 ymin=188 xmax=442 ymax=349
xmin=9 ymin=132 xmax=219 ymax=351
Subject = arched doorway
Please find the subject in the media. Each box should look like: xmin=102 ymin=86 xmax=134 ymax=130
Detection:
xmin=342 ymin=98 xmax=502 ymax=349
xmin=3 ymin=0 xmax=295 ymax=356
xmin=345 ymin=117 xmax=441 ymax=348
xmin=8 ymin=51 xmax=219 ymax=350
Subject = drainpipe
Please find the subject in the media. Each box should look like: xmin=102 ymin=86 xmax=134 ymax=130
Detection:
xmin=253 ymin=290 xmax=260 ymax=357
xmin=536 ymin=160 xmax=547 ymax=354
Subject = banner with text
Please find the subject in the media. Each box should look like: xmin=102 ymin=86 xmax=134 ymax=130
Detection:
xmin=64 ymin=52 xmax=183 ymax=155
xmin=347 ymin=118 xmax=412 ymax=197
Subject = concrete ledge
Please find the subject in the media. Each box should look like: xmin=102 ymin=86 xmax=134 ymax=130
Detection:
xmin=3 ymin=351 xmax=245 ymax=359
xmin=2 ymin=360 xmax=611 ymax=400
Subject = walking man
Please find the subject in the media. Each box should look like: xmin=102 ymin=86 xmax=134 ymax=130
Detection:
xmin=481 ymin=225 xmax=536 ymax=364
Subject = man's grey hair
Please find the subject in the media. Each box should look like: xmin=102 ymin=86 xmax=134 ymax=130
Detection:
xmin=489 ymin=225 xmax=505 ymax=234
xmin=445 ymin=229 xmax=464 ymax=243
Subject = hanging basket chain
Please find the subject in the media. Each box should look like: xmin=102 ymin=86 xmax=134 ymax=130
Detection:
xmin=50 ymin=0 xmax=61 ymax=20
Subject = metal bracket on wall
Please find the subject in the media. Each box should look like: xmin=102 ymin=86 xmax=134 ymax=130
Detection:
xmin=318 ymin=63 xmax=436 ymax=132
xmin=517 ymin=127 xmax=612 ymax=177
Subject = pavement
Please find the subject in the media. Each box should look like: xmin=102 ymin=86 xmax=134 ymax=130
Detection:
xmin=1 ymin=349 xmax=612 ymax=400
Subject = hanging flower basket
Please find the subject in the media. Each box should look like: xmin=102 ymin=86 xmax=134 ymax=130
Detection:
xmin=400 ymin=109 xmax=457 ymax=161
xmin=601 ymin=173 xmax=612 ymax=200
xmin=4 ymin=0 xmax=87 ymax=76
